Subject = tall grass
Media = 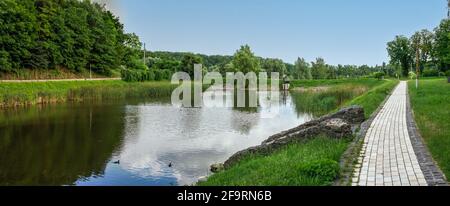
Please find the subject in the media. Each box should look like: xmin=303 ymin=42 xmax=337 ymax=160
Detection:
xmin=291 ymin=84 xmax=368 ymax=117
xmin=0 ymin=81 xmax=179 ymax=107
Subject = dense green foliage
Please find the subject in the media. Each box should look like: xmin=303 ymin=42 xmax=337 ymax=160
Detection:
xmin=198 ymin=137 xmax=349 ymax=186
xmin=0 ymin=0 xmax=139 ymax=76
xmin=136 ymin=48 xmax=386 ymax=82
xmin=387 ymin=19 xmax=450 ymax=77
xmin=408 ymin=79 xmax=450 ymax=180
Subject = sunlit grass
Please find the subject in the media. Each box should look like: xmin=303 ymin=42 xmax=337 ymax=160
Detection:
xmin=408 ymin=78 xmax=450 ymax=180
xmin=198 ymin=137 xmax=350 ymax=186
xmin=0 ymin=80 xmax=178 ymax=107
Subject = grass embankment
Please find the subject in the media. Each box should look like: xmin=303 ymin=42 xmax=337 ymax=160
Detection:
xmin=200 ymin=79 xmax=399 ymax=186
xmin=291 ymin=78 xmax=398 ymax=118
xmin=198 ymin=137 xmax=349 ymax=186
xmin=0 ymin=80 xmax=178 ymax=107
xmin=408 ymin=79 xmax=450 ymax=180
xmin=344 ymin=79 xmax=399 ymax=118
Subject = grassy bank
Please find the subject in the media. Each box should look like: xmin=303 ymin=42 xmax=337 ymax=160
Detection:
xmin=344 ymin=79 xmax=399 ymax=118
xmin=200 ymin=79 xmax=399 ymax=186
xmin=0 ymin=80 xmax=178 ymax=107
xmin=290 ymin=78 xmax=383 ymax=89
xmin=408 ymin=79 xmax=450 ymax=179
xmin=291 ymin=79 xmax=398 ymax=118
xmin=198 ymin=137 xmax=350 ymax=186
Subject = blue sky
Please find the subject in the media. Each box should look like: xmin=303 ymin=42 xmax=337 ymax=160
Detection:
xmin=103 ymin=0 xmax=447 ymax=66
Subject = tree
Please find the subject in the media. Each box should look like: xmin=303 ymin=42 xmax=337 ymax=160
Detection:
xmin=387 ymin=36 xmax=413 ymax=76
xmin=433 ymin=19 xmax=450 ymax=72
xmin=180 ymin=53 xmax=203 ymax=76
xmin=311 ymin=57 xmax=328 ymax=79
xmin=294 ymin=57 xmax=312 ymax=79
xmin=261 ymin=58 xmax=286 ymax=77
xmin=0 ymin=0 xmax=138 ymax=76
xmin=411 ymin=30 xmax=434 ymax=74
xmin=0 ymin=0 xmax=36 ymax=71
xmin=231 ymin=45 xmax=260 ymax=74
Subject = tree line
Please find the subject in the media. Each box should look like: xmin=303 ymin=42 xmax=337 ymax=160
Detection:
xmin=123 ymin=44 xmax=385 ymax=82
xmin=0 ymin=0 xmax=140 ymax=76
xmin=387 ymin=19 xmax=450 ymax=78
xmin=1 ymin=0 xmax=406 ymax=81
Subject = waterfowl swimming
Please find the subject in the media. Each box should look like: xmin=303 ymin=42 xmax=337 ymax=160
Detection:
xmin=168 ymin=162 xmax=173 ymax=168
xmin=113 ymin=160 xmax=120 ymax=164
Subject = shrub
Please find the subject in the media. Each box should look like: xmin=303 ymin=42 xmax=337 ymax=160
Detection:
xmin=121 ymin=69 xmax=155 ymax=82
xmin=445 ymin=70 xmax=450 ymax=77
xmin=372 ymin=72 xmax=385 ymax=80
xmin=408 ymin=71 xmax=417 ymax=79
xmin=153 ymin=69 xmax=173 ymax=81
xmin=128 ymin=58 xmax=148 ymax=71
xmin=298 ymin=159 xmax=340 ymax=183
xmin=422 ymin=69 xmax=439 ymax=77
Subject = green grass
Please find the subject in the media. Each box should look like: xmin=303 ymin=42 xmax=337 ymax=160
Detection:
xmin=290 ymin=79 xmax=398 ymax=118
xmin=408 ymin=78 xmax=450 ymax=180
xmin=344 ymin=79 xmax=399 ymax=118
xmin=198 ymin=137 xmax=350 ymax=186
xmin=0 ymin=80 xmax=179 ymax=107
xmin=291 ymin=84 xmax=372 ymax=117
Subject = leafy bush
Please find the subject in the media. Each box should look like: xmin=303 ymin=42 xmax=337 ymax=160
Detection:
xmin=128 ymin=58 xmax=148 ymax=71
xmin=372 ymin=72 xmax=385 ymax=80
xmin=298 ymin=159 xmax=340 ymax=183
xmin=422 ymin=69 xmax=439 ymax=77
xmin=445 ymin=70 xmax=450 ymax=77
xmin=121 ymin=69 xmax=155 ymax=82
xmin=153 ymin=69 xmax=173 ymax=81
xmin=408 ymin=71 xmax=417 ymax=79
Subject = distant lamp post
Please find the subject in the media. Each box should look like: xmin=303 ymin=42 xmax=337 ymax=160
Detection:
xmin=143 ymin=43 xmax=146 ymax=65
xmin=448 ymin=0 xmax=450 ymax=19
xmin=415 ymin=48 xmax=420 ymax=89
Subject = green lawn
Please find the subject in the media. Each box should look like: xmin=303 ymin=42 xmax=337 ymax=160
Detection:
xmin=198 ymin=137 xmax=350 ymax=186
xmin=408 ymin=79 xmax=450 ymax=179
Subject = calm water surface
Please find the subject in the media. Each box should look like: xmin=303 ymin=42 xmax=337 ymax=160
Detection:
xmin=0 ymin=92 xmax=322 ymax=186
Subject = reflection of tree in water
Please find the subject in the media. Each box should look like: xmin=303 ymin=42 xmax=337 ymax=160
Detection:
xmin=230 ymin=110 xmax=260 ymax=135
xmin=230 ymin=91 xmax=261 ymax=135
xmin=0 ymin=104 xmax=125 ymax=186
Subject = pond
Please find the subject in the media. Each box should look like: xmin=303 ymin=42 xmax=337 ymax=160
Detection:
xmin=0 ymin=91 xmax=347 ymax=186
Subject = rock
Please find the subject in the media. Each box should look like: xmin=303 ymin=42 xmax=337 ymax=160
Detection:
xmin=221 ymin=106 xmax=364 ymax=169
xmin=197 ymin=176 xmax=208 ymax=183
xmin=320 ymin=118 xmax=352 ymax=138
xmin=210 ymin=163 xmax=224 ymax=173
